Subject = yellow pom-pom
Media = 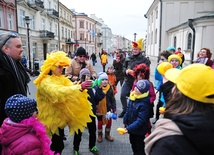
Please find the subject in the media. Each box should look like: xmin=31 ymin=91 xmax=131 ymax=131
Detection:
xmin=159 ymin=107 xmax=166 ymax=114
xmin=117 ymin=128 xmax=126 ymax=135
xmin=157 ymin=62 xmax=173 ymax=75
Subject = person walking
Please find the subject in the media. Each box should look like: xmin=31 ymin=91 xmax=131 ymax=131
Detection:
xmin=65 ymin=47 xmax=97 ymax=82
xmin=0 ymin=32 xmax=30 ymax=130
xmin=34 ymin=51 xmax=94 ymax=154
xmin=100 ymin=51 xmax=108 ymax=72
xmin=90 ymin=52 xmax=97 ymax=66
xmin=145 ymin=64 xmax=214 ymax=155
xmin=113 ymin=49 xmax=125 ymax=87
xmin=118 ymin=38 xmax=150 ymax=118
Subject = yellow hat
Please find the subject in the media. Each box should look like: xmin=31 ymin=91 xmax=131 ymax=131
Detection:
xmin=132 ymin=38 xmax=143 ymax=51
xmin=157 ymin=62 xmax=173 ymax=75
xmin=165 ymin=64 xmax=214 ymax=104
xmin=34 ymin=51 xmax=71 ymax=86
xmin=168 ymin=54 xmax=182 ymax=65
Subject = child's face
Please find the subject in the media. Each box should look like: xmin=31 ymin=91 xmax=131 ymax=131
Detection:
xmin=170 ymin=58 xmax=180 ymax=68
xmin=85 ymin=74 xmax=90 ymax=81
xmin=134 ymin=86 xmax=142 ymax=95
xmin=101 ymin=79 xmax=108 ymax=87
xmin=108 ymin=68 xmax=114 ymax=74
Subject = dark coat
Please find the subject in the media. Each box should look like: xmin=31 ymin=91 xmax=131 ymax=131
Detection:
xmin=123 ymin=53 xmax=150 ymax=85
xmin=0 ymin=51 xmax=30 ymax=125
xmin=113 ymin=54 xmax=125 ymax=80
xmin=150 ymin=111 xmax=214 ymax=155
xmin=123 ymin=96 xmax=150 ymax=135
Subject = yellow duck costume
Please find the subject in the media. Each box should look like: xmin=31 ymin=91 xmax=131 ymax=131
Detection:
xmin=34 ymin=51 xmax=95 ymax=137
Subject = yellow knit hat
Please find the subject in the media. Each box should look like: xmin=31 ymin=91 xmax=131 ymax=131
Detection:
xmin=165 ymin=63 xmax=214 ymax=104
xmin=132 ymin=38 xmax=143 ymax=51
xmin=168 ymin=54 xmax=182 ymax=65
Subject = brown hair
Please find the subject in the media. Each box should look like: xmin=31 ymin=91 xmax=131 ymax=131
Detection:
xmin=160 ymin=50 xmax=172 ymax=59
xmin=198 ymin=48 xmax=212 ymax=59
xmin=164 ymin=86 xmax=214 ymax=118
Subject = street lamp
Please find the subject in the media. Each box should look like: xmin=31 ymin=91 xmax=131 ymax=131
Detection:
xmin=133 ymin=33 xmax=137 ymax=41
xmin=24 ymin=16 xmax=32 ymax=70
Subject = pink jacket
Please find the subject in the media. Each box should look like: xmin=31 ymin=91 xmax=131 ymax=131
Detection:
xmin=0 ymin=119 xmax=43 ymax=155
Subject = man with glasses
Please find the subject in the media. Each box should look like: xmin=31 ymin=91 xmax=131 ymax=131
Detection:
xmin=0 ymin=32 xmax=30 ymax=151
xmin=65 ymin=47 xmax=97 ymax=82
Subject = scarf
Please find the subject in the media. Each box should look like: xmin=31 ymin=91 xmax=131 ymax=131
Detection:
xmin=97 ymin=84 xmax=110 ymax=124
xmin=21 ymin=117 xmax=58 ymax=155
xmin=129 ymin=91 xmax=149 ymax=101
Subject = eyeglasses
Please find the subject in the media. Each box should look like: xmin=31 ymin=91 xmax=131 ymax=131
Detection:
xmin=79 ymin=55 xmax=86 ymax=58
xmin=1 ymin=32 xmax=19 ymax=46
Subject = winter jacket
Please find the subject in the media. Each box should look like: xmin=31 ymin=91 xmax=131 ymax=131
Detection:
xmin=123 ymin=95 xmax=150 ymax=135
xmin=0 ymin=119 xmax=43 ymax=155
xmin=145 ymin=110 xmax=214 ymax=155
xmin=101 ymin=54 xmax=108 ymax=65
xmin=0 ymin=50 xmax=30 ymax=125
xmin=113 ymin=54 xmax=125 ymax=80
xmin=123 ymin=53 xmax=150 ymax=85
xmin=65 ymin=58 xmax=97 ymax=81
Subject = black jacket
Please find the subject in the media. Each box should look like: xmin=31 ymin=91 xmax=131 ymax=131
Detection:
xmin=113 ymin=54 xmax=125 ymax=80
xmin=149 ymin=111 xmax=214 ymax=155
xmin=123 ymin=53 xmax=150 ymax=85
xmin=0 ymin=51 xmax=30 ymax=125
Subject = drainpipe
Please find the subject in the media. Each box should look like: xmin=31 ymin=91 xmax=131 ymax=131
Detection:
xmin=188 ymin=19 xmax=195 ymax=64
xmin=158 ymin=0 xmax=163 ymax=62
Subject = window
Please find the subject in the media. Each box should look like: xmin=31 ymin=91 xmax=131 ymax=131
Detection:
xmin=68 ymin=30 xmax=70 ymax=38
xmin=7 ymin=13 xmax=13 ymax=30
xmin=32 ymin=42 xmax=37 ymax=59
xmin=55 ymin=23 xmax=58 ymax=36
xmin=64 ymin=11 xmax=66 ymax=18
xmin=49 ymin=22 xmax=52 ymax=31
xmin=48 ymin=1 xmax=51 ymax=9
xmin=20 ymin=10 xmax=25 ymax=27
xmin=174 ymin=36 xmax=177 ymax=48
xmin=29 ymin=15 xmax=35 ymax=30
xmin=62 ymin=27 xmax=64 ymax=38
xmin=151 ymin=31 xmax=153 ymax=44
xmin=0 ymin=9 xmax=4 ymax=28
xmin=80 ymin=21 xmax=84 ymax=28
xmin=41 ymin=18 xmax=45 ymax=30
xmin=155 ymin=29 xmax=157 ymax=44
xmin=80 ymin=33 xmax=84 ymax=40
xmin=65 ymin=28 xmax=67 ymax=39
xmin=86 ymin=22 xmax=88 ymax=29
xmin=156 ymin=9 xmax=158 ymax=19
xmin=187 ymin=33 xmax=192 ymax=50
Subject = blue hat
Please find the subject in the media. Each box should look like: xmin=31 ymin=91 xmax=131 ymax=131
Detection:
xmin=136 ymin=80 xmax=150 ymax=94
xmin=5 ymin=94 xmax=38 ymax=123
xmin=167 ymin=46 xmax=176 ymax=51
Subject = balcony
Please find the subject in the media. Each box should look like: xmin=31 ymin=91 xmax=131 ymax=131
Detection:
xmin=65 ymin=38 xmax=75 ymax=44
xmin=47 ymin=9 xmax=59 ymax=19
xmin=40 ymin=30 xmax=55 ymax=39
xmin=27 ymin=0 xmax=44 ymax=11
xmin=97 ymin=43 xmax=103 ymax=47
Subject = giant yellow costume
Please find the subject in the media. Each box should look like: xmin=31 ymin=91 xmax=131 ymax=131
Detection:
xmin=34 ymin=51 xmax=94 ymax=137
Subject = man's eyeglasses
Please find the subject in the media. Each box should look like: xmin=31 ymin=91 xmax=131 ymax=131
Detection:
xmin=79 ymin=55 xmax=86 ymax=58
xmin=1 ymin=32 xmax=19 ymax=47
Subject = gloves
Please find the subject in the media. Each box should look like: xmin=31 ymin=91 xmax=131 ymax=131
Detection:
xmin=81 ymin=80 xmax=92 ymax=90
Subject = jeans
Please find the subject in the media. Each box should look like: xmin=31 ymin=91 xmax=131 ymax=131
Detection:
xmin=120 ymin=81 xmax=132 ymax=112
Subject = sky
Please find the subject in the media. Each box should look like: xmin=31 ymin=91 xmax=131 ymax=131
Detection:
xmin=59 ymin=0 xmax=154 ymax=41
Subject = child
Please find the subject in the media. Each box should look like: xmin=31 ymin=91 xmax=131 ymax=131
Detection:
xmin=131 ymin=63 xmax=156 ymax=136
xmin=106 ymin=65 xmax=117 ymax=94
xmin=73 ymin=68 xmax=104 ymax=155
xmin=168 ymin=54 xmax=182 ymax=69
xmin=96 ymin=72 xmax=117 ymax=143
xmin=123 ymin=80 xmax=151 ymax=155
xmin=0 ymin=94 xmax=55 ymax=155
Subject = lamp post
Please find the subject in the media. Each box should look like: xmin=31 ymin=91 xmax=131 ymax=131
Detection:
xmin=24 ymin=16 xmax=32 ymax=70
xmin=133 ymin=33 xmax=137 ymax=41
xmin=85 ymin=38 xmax=86 ymax=50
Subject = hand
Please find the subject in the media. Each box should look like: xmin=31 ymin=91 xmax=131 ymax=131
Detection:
xmin=81 ymin=80 xmax=92 ymax=90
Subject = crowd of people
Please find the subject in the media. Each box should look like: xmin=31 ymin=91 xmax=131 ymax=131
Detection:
xmin=0 ymin=31 xmax=214 ymax=155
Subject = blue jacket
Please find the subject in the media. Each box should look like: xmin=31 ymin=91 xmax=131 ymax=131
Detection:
xmin=123 ymin=96 xmax=150 ymax=135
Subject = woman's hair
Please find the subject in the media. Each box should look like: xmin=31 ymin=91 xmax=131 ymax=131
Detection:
xmin=132 ymin=63 xmax=150 ymax=80
xmin=160 ymin=50 xmax=172 ymax=59
xmin=164 ymin=86 xmax=214 ymax=118
xmin=198 ymin=48 xmax=212 ymax=59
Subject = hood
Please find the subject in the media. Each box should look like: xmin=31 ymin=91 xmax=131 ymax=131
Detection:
xmin=0 ymin=119 xmax=32 ymax=145
xmin=172 ymin=111 xmax=214 ymax=154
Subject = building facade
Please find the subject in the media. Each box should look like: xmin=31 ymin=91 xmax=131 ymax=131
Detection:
xmin=145 ymin=0 xmax=214 ymax=64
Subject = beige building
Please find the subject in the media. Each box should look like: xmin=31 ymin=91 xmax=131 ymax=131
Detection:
xmin=145 ymin=0 xmax=214 ymax=64
xmin=17 ymin=0 xmax=59 ymax=66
